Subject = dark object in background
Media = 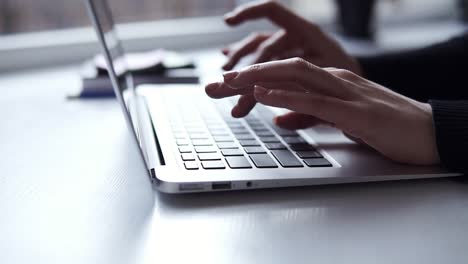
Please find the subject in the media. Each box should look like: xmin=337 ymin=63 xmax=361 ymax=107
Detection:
xmin=460 ymin=0 xmax=468 ymax=22
xmin=335 ymin=0 xmax=377 ymax=40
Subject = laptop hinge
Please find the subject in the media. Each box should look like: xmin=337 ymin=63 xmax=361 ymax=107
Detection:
xmin=134 ymin=95 xmax=165 ymax=169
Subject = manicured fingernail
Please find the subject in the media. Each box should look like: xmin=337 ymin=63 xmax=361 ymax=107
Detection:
xmin=254 ymin=85 xmax=269 ymax=96
xmin=223 ymin=71 xmax=239 ymax=81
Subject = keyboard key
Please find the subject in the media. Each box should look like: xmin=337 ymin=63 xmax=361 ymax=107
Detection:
xmin=239 ymin=140 xmax=261 ymax=146
xmin=186 ymin=129 xmax=206 ymax=134
xmin=226 ymin=121 xmax=242 ymax=126
xmin=255 ymin=131 xmax=274 ymax=137
xmin=205 ymin=121 xmax=223 ymax=126
xmin=251 ymin=126 xmax=268 ymax=132
xmin=198 ymin=153 xmax=222 ymax=161
xmin=283 ymin=137 xmax=306 ymax=145
xmin=259 ymin=136 xmax=280 ymax=143
xmin=249 ymin=154 xmax=278 ymax=168
xmin=195 ymin=146 xmax=217 ymax=153
xmin=227 ymin=124 xmax=245 ymax=129
xmin=174 ymin=133 xmax=187 ymax=139
xmin=217 ymin=142 xmax=238 ymax=149
xmin=231 ymin=128 xmax=250 ymax=134
xmin=181 ymin=153 xmax=195 ymax=161
xmin=273 ymin=128 xmax=298 ymax=137
xmin=189 ymin=134 xmax=209 ymax=140
xmin=184 ymin=161 xmax=199 ymax=170
xmin=213 ymin=136 xmax=234 ymax=142
xmin=226 ymin=156 xmax=252 ymax=169
xmin=235 ymin=134 xmax=255 ymax=140
xmin=201 ymin=161 xmax=226 ymax=169
xmin=289 ymin=143 xmax=315 ymax=151
xmin=191 ymin=139 xmax=213 ymax=146
xmin=176 ymin=139 xmax=190 ymax=146
xmin=271 ymin=150 xmax=304 ymax=168
xmin=179 ymin=146 xmax=192 ymax=153
xmin=296 ymin=151 xmax=322 ymax=159
xmin=221 ymin=149 xmax=244 ymax=156
xmin=244 ymin=147 xmax=267 ymax=154
xmin=264 ymin=143 xmax=287 ymax=150
xmin=210 ymin=130 xmax=230 ymax=136
xmin=304 ymin=158 xmax=332 ymax=167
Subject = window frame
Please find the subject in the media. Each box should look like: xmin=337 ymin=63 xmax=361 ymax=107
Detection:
xmin=0 ymin=16 xmax=276 ymax=72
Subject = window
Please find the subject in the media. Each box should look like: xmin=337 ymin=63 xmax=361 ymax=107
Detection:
xmin=0 ymin=0 xmax=239 ymax=35
xmin=0 ymin=0 xmax=458 ymax=35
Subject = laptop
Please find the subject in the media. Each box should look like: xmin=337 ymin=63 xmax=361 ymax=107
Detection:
xmin=85 ymin=0 xmax=460 ymax=193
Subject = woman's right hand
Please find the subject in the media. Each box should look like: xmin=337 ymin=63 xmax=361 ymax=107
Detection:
xmin=221 ymin=0 xmax=362 ymax=117
xmin=206 ymin=59 xmax=440 ymax=165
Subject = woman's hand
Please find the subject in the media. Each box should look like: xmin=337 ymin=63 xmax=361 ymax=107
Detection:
xmin=221 ymin=0 xmax=361 ymax=121
xmin=222 ymin=0 xmax=360 ymax=73
xmin=206 ymin=58 xmax=440 ymax=165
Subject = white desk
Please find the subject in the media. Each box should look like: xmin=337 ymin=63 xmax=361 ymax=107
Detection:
xmin=1 ymin=47 xmax=468 ymax=264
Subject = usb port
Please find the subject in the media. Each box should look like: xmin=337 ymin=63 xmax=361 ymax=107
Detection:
xmin=212 ymin=182 xmax=232 ymax=190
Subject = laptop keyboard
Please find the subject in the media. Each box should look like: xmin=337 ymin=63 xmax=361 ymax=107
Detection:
xmin=164 ymin=93 xmax=332 ymax=170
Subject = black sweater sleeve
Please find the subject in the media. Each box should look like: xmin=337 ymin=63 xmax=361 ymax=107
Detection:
xmin=357 ymin=33 xmax=468 ymax=172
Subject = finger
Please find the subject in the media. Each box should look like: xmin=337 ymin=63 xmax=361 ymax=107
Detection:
xmin=205 ymin=81 xmax=304 ymax=99
xmin=223 ymin=58 xmax=353 ymax=100
xmin=327 ymin=68 xmax=361 ymax=82
xmin=253 ymin=85 xmax=356 ymax=129
xmin=223 ymin=33 xmax=270 ymax=70
xmin=232 ymin=94 xmax=257 ymax=118
xmin=252 ymin=30 xmax=288 ymax=64
xmin=343 ymin=132 xmax=366 ymax=145
xmin=205 ymin=82 xmax=251 ymax=99
xmin=221 ymin=48 xmax=229 ymax=55
xmin=224 ymin=1 xmax=308 ymax=31
xmin=274 ymin=112 xmax=329 ymax=130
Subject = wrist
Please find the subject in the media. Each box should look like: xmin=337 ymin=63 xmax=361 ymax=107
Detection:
xmin=420 ymin=102 xmax=441 ymax=164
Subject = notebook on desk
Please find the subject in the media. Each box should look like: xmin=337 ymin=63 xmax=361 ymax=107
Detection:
xmin=85 ymin=0 xmax=460 ymax=193
xmin=74 ymin=50 xmax=199 ymax=98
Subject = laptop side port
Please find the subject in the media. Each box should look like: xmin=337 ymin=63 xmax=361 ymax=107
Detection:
xmin=212 ymin=182 xmax=232 ymax=190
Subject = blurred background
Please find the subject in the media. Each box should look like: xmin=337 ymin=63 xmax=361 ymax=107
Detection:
xmin=0 ymin=0 xmax=462 ymax=35
xmin=0 ymin=0 xmax=466 ymax=72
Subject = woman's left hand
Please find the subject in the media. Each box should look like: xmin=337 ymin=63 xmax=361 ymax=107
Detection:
xmin=205 ymin=58 xmax=440 ymax=165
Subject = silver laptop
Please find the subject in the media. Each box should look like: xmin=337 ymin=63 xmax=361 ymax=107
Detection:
xmin=85 ymin=0 xmax=460 ymax=193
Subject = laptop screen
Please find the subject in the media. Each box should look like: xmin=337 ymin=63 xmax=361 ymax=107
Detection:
xmin=85 ymin=0 xmax=149 ymax=168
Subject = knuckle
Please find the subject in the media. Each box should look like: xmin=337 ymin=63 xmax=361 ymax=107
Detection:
xmin=335 ymin=69 xmax=357 ymax=80
xmin=290 ymin=57 xmax=308 ymax=69
xmin=288 ymin=57 xmax=312 ymax=79
xmin=246 ymin=63 xmax=263 ymax=73
xmin=264 ymin=0 xmax=280 ymax=9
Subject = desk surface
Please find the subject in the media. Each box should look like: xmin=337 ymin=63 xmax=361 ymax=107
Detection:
xmin=2 ymin=47 xmax=468 ymax=264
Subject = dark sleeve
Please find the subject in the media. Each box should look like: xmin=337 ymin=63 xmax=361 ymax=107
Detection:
xmin=429 ymin=100 xmax=468 ymax=172
xmin=358 ymin=32 xmax=468 ymax=102
xmin=357 ymin=33 xmax=468 ymax=172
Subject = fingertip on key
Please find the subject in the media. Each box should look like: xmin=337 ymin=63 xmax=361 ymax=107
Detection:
xmin=222 ymin=63 xmax=232 ymax=71
xmin=205 ymin=83 xmax=218 ymax=95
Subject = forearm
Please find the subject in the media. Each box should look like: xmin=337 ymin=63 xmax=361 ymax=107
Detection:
xmin=358 ymin=33 xmax=468 ymax=102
